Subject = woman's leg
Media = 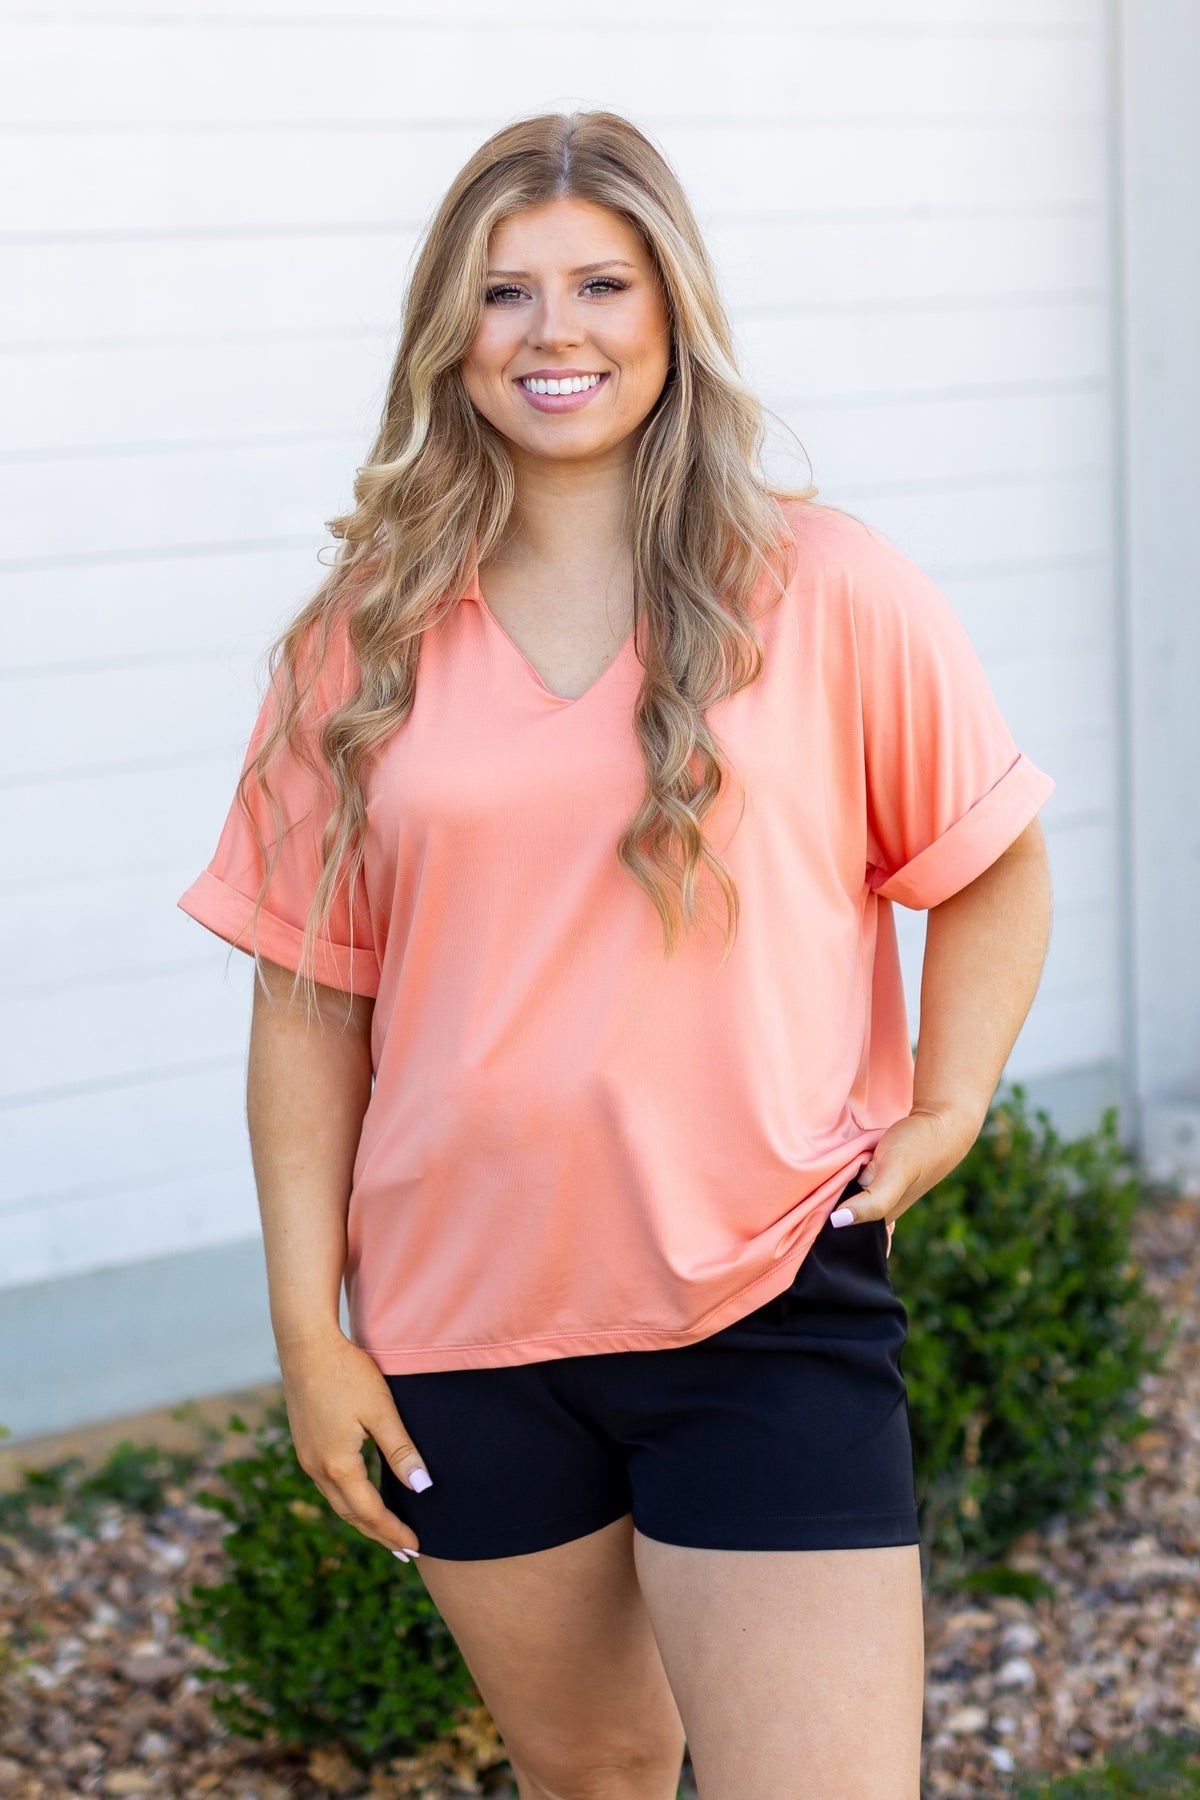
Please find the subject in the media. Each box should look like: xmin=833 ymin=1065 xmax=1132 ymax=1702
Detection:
xmin=632 ymin=1534 xmax=924 ymax=1800
xmin=413 ymin=1512 xmax=687 ymax=1800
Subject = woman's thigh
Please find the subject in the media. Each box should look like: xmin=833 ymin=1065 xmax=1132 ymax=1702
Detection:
xmin=413 ymin=1512 xmax=686 ymax=1798
xmin=632 ymin=1534 xmax=924 ymax=1800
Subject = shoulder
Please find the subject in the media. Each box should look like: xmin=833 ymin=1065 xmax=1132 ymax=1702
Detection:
xmin=772 ymin=497 xmax=959 ymax=638
xmin=283 ymin=559 xmax=378 ymax=721
xmin=771 ymin=498 xmax=923 ymax=596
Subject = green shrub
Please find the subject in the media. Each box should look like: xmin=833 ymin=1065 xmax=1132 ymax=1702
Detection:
xmin=1008 ymin=1726 xmax=1200 ymax=1795
xmin=176 ymin=1403 xmax=488 ymax=1773
xmin=890 ymin=1083 xmax=1178 ymax=1586
xmin=0 ymin=1434 xmax=210 ymax=1547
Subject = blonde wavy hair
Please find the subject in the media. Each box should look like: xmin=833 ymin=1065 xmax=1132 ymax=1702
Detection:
xmin=239 ymin=108 xmax=819 ymax=1021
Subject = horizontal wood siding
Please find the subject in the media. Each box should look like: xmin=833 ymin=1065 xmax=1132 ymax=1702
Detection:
xmin=0 ymin=0 xmax=1116 ymax=1287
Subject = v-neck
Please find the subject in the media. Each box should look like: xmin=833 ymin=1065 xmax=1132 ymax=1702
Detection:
xmin=461 ymin=558 xmax=637 ymax=709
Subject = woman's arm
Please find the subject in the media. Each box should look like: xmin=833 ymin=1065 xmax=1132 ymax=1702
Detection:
xmin=833 ymin=815 xmax=1053 ymax=1228
xmin=247 ymin=957 xmax=432 ymax=1555
xmin=247 ymin=957 xmax=374 ymax=1354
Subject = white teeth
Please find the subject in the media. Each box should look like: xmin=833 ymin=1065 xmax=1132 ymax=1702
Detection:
xmin=520 ymin=373 xmax=604 ymax=395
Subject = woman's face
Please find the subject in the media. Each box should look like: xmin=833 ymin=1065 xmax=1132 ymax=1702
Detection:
xmin=461 ymin=197 xmax=673 ymax=465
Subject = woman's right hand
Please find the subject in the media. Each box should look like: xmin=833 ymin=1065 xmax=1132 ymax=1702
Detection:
xmin=277 ymin=1331 xmax=430 ymax=1560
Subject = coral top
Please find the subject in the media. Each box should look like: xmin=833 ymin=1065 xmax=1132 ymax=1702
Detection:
xmin=177 ymin=500 xmax=1054 ymax=1373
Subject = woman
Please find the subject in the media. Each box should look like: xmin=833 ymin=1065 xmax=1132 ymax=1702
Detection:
xmin=179 ymin=110 xmax=1053 ymax=1800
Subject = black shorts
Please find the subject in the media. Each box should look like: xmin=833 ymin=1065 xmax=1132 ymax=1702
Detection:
xmin=375 ymin=1178 xmax=920 ymax=1560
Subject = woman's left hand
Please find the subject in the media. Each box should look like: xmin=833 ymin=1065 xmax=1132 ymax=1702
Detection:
xmin=830 ymin=1102 xmax=982 ymax=1232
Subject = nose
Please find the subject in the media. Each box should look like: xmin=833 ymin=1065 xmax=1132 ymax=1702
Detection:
xmin=527 ymin=286 xmax=584 ymax=349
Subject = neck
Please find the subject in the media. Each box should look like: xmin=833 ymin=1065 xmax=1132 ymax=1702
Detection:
xmin=496 ymin=454 xmax=634 ymax=573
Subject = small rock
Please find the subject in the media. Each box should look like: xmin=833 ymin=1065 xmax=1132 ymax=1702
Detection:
xmin=106 ymin=1773 xmax=155 ymax=1796
xmin=994 ymin=1656 xmax=1037 ymax=1690
xmin=116 ymin=1654 xmax=185 ymax=1685
xmin=998 ymin=1621 xmax=1042 ymax=1654
xmin=944 ymin=1706 xmax=989 ymax=1734
xmin=46 ymin=1707 xmax=74 ymax=1749
xmin=143 ymin=1531 xmax=190 ymax=1568
xmin=944 ymin=1609 xmax=998 ymax=1634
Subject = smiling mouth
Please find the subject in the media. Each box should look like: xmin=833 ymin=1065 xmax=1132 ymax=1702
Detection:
xmin=516 ymin=372 xmax=608 ymax=395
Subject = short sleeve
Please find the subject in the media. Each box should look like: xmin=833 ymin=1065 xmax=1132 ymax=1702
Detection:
xmin=177 ymin=611 xmax=381 ymax=997
xmin=849 ymin=523 xmax=1055 ymax=910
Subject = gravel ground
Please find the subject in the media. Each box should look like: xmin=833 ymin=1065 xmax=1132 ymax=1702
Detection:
xmin=1 ymin=1189 xmax=1197 ymax=1799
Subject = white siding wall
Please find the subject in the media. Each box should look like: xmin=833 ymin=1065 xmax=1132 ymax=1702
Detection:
xmin=1117 ymin=0 xmax=1200 ymax=1180
xmin=2 ymin=0 xmax=1116 ymax=1298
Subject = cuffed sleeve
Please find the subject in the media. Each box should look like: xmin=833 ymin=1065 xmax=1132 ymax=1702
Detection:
xmin=178 ymin=867 xmax=381 ymax=996
xmin=850 ymin=520 xmax=1054 ymax=910
xmin=177 ymin=609 xmax=381 ymax=998
xmin=871 ymin=750 xmax=1055 ymax=910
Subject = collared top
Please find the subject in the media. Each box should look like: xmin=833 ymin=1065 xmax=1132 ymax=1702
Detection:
xmin=177 ymin=499 xmax=1054 ymax=1372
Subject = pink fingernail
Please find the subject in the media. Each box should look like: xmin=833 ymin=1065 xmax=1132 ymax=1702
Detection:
xmin=829 ymin=1207 xmax=856 ymax=1228
xmin=409 ymin=1468 xmax=433 ymax=1492
xmin=391 ymin=1550 xmax=410 ymax=1562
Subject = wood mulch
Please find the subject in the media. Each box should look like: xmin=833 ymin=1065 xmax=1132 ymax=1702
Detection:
xmin=1 ymin=1189 xmax=1197 ymax=1799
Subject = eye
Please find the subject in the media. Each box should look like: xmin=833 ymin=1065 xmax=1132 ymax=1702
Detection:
xmin=483 ymin=277 xmax=630 ymax=305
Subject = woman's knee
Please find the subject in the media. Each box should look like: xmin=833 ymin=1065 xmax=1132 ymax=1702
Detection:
xmin=507 ymin=1731 xmax=686 ymax=1800
xmin=416 ymin=1518 xmax=685 ymax=1799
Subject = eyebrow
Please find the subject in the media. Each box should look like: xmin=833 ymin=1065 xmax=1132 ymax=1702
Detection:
xmin=485 ymin=260 xmax=637 ymax=278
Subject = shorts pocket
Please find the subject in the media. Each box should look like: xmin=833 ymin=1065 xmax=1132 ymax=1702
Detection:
xmin=731 ymin=1176 xmax=884 ymax=1334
